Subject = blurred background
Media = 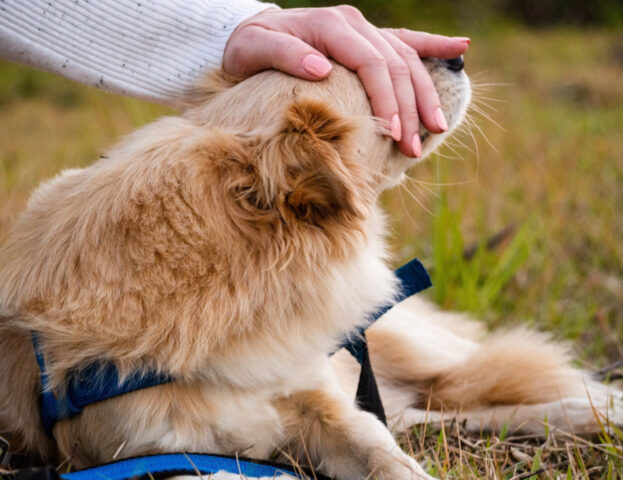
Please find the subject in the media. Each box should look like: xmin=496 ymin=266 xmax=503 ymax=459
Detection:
xmin=1 ymin=0 xmax=622 ymax=368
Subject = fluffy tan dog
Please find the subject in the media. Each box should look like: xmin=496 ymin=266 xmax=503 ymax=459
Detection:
xmin=0 ymin=59 xmax=620 ymax=480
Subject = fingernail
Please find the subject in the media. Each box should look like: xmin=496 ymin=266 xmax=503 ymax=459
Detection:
xmin=434 ymin=107 xmax=448 ymax=132
xmin=390 ymin=114 xmax=401 ymax=141
xmin=411 ymin=135 xmax=422 ymax=158
xmin=301 ymin=54 xmax=332 ymax=77
xmin=454 ymin=36 xmax=471 ymax=44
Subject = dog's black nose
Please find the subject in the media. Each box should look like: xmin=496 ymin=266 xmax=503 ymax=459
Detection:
xmin=441 ymin=56 xmax=464 ymax=72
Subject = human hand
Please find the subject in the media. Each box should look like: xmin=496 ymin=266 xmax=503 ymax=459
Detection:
xmin=223 ymin=6 xmax=470 ymax=158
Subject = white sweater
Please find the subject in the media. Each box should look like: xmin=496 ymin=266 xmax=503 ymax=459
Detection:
xmin=0 ymin=0 xmax=276 ymax=108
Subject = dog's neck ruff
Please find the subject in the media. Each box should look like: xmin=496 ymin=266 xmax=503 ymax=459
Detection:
xmin=31 ymin=257 xmax=431 ymax=436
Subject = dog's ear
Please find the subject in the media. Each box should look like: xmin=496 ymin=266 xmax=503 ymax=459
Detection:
xmin=260 ymin=99 xmax=369 ymax=227
xmin=214 ymin=99 xmax=370 ymax=237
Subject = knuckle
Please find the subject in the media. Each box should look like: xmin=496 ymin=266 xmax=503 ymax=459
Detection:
xmin=387 ymin=58 xmax=410 ymax=78
xmin=394 ymin=27 xmax=408 ymax=37
xmin=362 ymin=54 xmax=387 ymax=72
xmin=224 ymin=35 xmax=250 ymax=64
xmin=278 ymin=38 xmax=302 ymax=59
xmin=335 ymin=4 xmax=363 ymax=20
xmin=235 ymin=26 xmax=259 ymax=44
xmin=402 ymin=110 xmax=420 ymax=124
xmin=395 ymin=41 xmax=418 ymax=60
xmin=317 ymin=7 xmax=343 ymax=24
xmin=385 ymin=34 xmax=419 ymax=59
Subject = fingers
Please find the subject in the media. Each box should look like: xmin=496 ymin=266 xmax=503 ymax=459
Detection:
xmin=387 ymin=29 xmax=470 ymax=59
xmin=223 ymin=6 xmax=471 ymax=158
xmin=310 ymin=12 xmax=401 ymax=142
xmin=333 ymin=6 xmax=450 ymax=156
xmin=334 ymin=8 xmax=421 ymax=156
xmin=380 ymin=31 xmax=448 ymax=138
xmin=223 ymin=25 xmax=332 ymax=80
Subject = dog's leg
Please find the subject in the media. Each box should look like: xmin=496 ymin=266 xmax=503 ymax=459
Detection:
xmin=397 ymin=388 xmax=623 ymax=436
xmin=276 ymin=368 xmax=436 ymax=480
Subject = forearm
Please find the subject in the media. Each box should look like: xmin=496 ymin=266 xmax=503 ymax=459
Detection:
xmin=0 ymin=0 xmax=276 ymax=108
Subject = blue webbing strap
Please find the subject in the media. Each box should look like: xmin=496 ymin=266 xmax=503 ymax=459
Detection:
xmin=57 ymin=453 xmax=311 ymax=480
xmin=339 ymin=257 xmax=431 ymax=364
xmin=32 ymin=334 xmax=172 ymax=436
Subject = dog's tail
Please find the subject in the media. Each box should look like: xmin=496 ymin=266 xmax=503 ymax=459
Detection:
xmin=419 ymin=328 xmax=587 ymax=409
xmin=365 ymin=296 xmax=593 ymax=410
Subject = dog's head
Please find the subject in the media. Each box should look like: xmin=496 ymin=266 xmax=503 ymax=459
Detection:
xmin=186 ymin=57 xmax=470 ymax=241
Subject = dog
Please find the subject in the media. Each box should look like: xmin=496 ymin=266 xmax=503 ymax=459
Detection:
xmin=0 ymin=57 xmax=620 ymax=480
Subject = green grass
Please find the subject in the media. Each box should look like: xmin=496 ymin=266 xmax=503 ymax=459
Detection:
xmin=381 ymin=29 xmax=623 ymax=367
xmin=1 ymin=27 xmax=622 ymax=478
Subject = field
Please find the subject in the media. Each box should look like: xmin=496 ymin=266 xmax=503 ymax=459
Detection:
xmin=1 ymin=26 xmax=622 ymax=479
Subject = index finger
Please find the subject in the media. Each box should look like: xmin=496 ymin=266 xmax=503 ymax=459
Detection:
xmin=386 ymin=30 xmax=470 ymax=58
xmin=314 ymin=17 xmax=401 ymax=138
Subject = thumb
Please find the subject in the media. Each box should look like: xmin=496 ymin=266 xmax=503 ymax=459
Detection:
xmin=223 ymin=26 xmax=332 ymax=80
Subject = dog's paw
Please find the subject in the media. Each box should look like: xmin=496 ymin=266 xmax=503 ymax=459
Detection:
xmin=552 ymin=392 xmax=623 ymax=434
xmin=369 ymin=449 xmax=437 ymax=480
xmin=397 ymin=387 xmax=623 ymax=438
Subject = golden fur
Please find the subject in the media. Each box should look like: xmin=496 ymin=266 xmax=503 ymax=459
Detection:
xmin=0 ymin=61 xmax=620 ymax=479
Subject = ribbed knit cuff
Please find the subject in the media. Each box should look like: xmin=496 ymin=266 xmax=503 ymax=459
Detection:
xmin=0 ymin=0 xmax=278 ymax=108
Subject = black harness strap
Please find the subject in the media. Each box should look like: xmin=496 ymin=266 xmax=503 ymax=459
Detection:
xmin=340 ymin=257 xmax=432 ymax=423
xmin=355 ymin=333 xmax=387 ymax=424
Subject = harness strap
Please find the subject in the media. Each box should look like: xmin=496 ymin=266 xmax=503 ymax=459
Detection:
xmin=339 ymin=257 xmax=431 ymax=423
xmin=354 ymin=332 xmax=387 ymax=424
xmin=339 ymin=257 xmax=431 ymax=362
xmin=32 ymin=257 xmax=431 ymax=434
xmin=31 ymin=334 xmax=172 ymax=436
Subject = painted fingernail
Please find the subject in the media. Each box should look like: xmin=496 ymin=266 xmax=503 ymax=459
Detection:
xmin=301 ymin=54 xmax=332 ymax=77
xmin=390 ymin=114 xmax=401 ymax=141
xmin=454 ymin=37 xmax=471 ymax=44
xmin=411 ymin=134 xmax=422 ymax=158
xmin=434 ymin=107 xmax=448 ymax=132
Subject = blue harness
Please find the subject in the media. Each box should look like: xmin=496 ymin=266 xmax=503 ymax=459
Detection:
xmin=30 ymin=257 xmax=431 ymax=480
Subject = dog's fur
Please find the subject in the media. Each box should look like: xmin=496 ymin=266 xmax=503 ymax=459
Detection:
xmin=0 ymin=60 xmax=620 ymax=479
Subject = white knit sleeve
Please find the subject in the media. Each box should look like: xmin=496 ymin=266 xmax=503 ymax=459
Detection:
xmin=0 ymin=0 xmax=278 ymax=108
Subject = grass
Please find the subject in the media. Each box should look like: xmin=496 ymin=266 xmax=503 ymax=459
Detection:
xmin=1 ymin=27 xmax=622 ymax=479
xmin=383 ymin=29 xmax=623 ymax=365
xmin=395 ymin=418 xmax=623 ymax=479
